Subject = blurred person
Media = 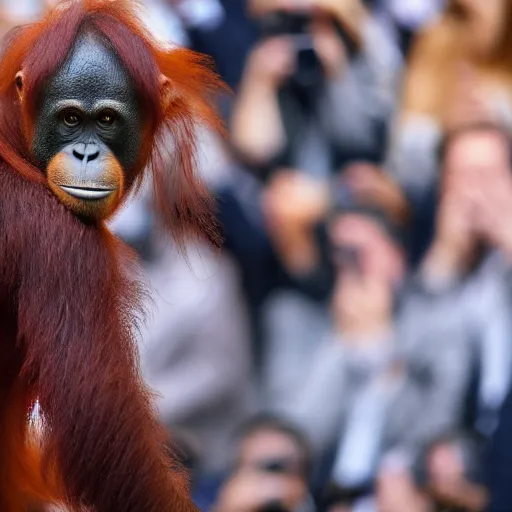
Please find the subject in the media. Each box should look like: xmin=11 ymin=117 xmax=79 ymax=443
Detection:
xmin=212 ymin=414 xmax=316 ymax=512
xmin=378 ymin=124 xmax=512 ymax=512
xmin=231 ymin=0 xmax=402 ymax=177
xmin=217 ymin=0 xmax=402 ymax=371
xmin=258 ymin=163 xmax=407 ymax=295
xmin=219 ymin=0 xmax=402 ymax=367
xmin=386 ymin=0 xmax=512 ymax=206
xmin=379 ymin=0 xmax=512 ymax=262
xmin=272 ymin=173 xmax=471 ymax=510
xmin=258 ymin=168 xmax=378 ymax=409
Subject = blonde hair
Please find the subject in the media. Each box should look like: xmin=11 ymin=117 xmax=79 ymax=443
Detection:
xmin=400 ymin=0 xmax=512 ymax=123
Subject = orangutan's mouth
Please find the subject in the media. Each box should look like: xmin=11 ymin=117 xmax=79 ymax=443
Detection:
xmin=59 ymin=185 xmax=116 ymax=200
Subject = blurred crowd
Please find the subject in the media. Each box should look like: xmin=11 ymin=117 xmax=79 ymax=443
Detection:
xmin=8 ymin=0 xmax=512 ymax=510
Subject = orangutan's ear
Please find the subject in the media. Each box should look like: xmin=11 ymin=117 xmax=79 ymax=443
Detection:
xmin=15 ymin=71 xmax=24 ymax=102
xmin=160 ymin=74 xmax=178 ymax=111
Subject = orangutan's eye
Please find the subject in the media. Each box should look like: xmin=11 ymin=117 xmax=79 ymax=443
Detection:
xmin=97 ymin=110 xmax=117 ymax=127
xmin=62 ymin=110 xmax=82 ymax=127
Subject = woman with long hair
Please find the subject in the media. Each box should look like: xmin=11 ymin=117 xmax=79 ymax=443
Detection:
xmin=387 ymin=0 xmax=512 ymax=203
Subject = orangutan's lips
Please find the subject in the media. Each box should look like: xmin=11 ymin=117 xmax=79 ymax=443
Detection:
xmin=59 ymin=185 xmax=115 ymax=200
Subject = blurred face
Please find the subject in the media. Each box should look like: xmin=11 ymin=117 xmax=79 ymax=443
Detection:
xmin=451 ymin=0 xmax=508 ymax=58
xmin=435 ymin=128 xmax=512 ymax=260
xmin=229 ymin=428 xmax=309 ymax=511
xmin=238 ymin=428 xmax=305 ymax=474
xmin=328 ymin=213 xmax=405 ymax=286
xmin=443 ymin=129 xmax=511 ymax=197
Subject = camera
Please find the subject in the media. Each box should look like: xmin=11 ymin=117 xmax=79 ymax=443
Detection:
xmin=327 ymin=183 xmax=364 ymax=275
xmin=331 ymin=245 xmax=363 ymax=275
xmin=257 ymin=503 xmax=291 ymax=512
xmin=259 ymin=11 xmax=323 ymax=92
xmin=257 ymin=457 xmax=298 ymax=475
xmin=258 ymin=10 xmax=359 ymax=92
xmin=254 ymin=458 xmax=298 ymax=512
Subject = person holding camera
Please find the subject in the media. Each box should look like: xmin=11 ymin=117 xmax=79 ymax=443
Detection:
xmin=271 ymin=174 xmax=471 ymax=511
xmin=222 ymin=0 xmax=401 ymax=344
xmin=216 ymin=0 xmax=402 ymax=375
xmin=212 ymin=415 xmax=316 ymax=512
xmin=231 ymin=0 xmax=402 ymax=178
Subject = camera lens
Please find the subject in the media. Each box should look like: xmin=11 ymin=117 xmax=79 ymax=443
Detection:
xmin=257 ymin=502 xmax=291 ymax=512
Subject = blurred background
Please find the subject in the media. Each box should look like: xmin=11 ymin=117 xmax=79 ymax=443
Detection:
xmin=14 ymin=0 xmax=512 ymax=511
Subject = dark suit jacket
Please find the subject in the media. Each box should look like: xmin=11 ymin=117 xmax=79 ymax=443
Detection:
xmin=487 ymin=383 xmax=512 ymax=511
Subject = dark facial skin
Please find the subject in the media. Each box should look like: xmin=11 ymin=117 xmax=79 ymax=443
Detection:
xmin=27 ymin=30 xmax=142 ymax=220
